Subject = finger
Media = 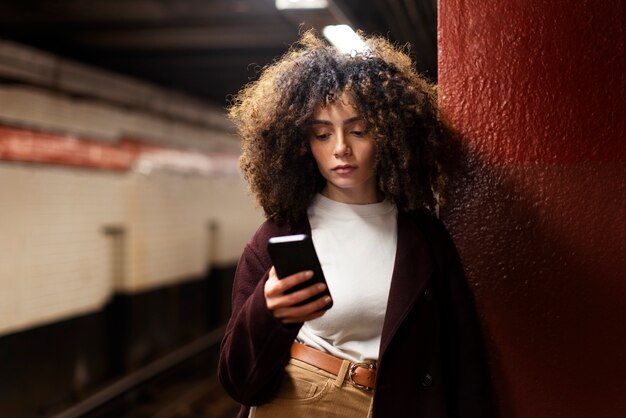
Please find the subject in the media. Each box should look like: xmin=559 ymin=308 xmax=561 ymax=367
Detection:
xmin=267 ymin=281 xmax=327 ymax=310
xmin=274 ymin=294 xmax=332 ymax=321
xmin=263 ymin=266 xmax=285 ymax=300
xmin=284 ymin=282 xmax=327 ymax=306
xmin=264 ymin=268 xmax=280 ymax=292
xmin=266 ymin=270 xmax=313 ymax=297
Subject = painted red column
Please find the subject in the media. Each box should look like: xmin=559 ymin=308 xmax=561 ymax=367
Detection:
xmin=438 ymin=1 xmax=625 ymax=417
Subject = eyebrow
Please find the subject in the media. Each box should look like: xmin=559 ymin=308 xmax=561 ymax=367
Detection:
xmin=309 ymin=116 xmax=363 ymax=126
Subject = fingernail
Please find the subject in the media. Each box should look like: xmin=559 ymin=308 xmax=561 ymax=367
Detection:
xmin=324 ymin=296 xmax=332 ymax=303
xmin=305 ymin=271 xmax=314 ymax=278
xmin=317 ymin=283 xmax=326 ymax=291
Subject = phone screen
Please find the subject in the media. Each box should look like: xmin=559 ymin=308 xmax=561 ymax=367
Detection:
xmin=267 ymin=234 xmax=332 ymax=309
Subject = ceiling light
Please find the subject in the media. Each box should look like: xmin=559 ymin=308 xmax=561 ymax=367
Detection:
xmin=275 ymin=0 xmax=328 ymax=10
xmin=322 ymin=25 xmax=367 ymax=55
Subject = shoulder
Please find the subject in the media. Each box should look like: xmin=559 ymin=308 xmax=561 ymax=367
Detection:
xmin=242 ymin=220 xmax=280 ymax=266
xmin=244 ymin=217 xmax=309 ymax=263
xmin=401 ymin=209 xmax=449 ymax=239
xmin=247 ymin=218 xmax=303 ymax=249
xmin=400 ymin=209 xmax=459 ymax=262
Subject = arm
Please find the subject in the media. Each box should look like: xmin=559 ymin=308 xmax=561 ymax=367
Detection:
xmin=425 ymin=216 xmax=498 ymax=417
xmin=217 ymin=243 xmax=299 ymax=406
xmin=218 ymin=227 xmax=332 ymax=406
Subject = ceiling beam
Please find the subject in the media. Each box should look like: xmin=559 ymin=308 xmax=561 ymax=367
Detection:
xmin=0 ymin=0 xmax=279 ymax=22
xmin=71 ymin=25 xmax=299 ymax=50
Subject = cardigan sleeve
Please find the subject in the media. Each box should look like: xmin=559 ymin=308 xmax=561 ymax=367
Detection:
xmin=217 ymin=226 xmax=302 ymax=406
xmin=429 ymin=217 xmax=499 ymax=418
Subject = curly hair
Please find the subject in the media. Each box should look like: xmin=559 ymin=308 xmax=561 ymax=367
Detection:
xmin=229 ymin=31 xmax=450 ymax=225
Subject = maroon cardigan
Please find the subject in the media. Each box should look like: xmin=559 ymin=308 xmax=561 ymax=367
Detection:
xmin=218 ymin=211 xmax=496 ymax=417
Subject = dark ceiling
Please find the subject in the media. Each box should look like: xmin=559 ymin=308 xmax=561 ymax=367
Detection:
xmin=0 ymin=0 xmax=437 ymax=107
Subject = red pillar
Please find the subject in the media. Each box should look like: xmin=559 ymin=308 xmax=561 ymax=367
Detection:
xmin=438 ymin=1 xmax=625 ymax=417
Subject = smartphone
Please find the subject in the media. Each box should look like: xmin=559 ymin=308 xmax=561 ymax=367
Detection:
xmin=267 ymin=234 xmax=332 ymax=309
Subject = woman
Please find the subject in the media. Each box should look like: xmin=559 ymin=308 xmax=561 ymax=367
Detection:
xmin=218 ymin=31 xmax=495 ymax=418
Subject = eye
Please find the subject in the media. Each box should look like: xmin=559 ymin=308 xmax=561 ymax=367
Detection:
xmin=348 ymin=121 xmax=368 ymax=137
xmin=310 ymin=129 xmax=331 ymax=141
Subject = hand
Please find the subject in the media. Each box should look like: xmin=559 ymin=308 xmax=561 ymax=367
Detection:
xmin=264 ymin=266 xmax=332 ymax=324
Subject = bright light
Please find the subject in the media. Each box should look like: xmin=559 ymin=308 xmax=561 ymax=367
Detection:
xmin=275 ymin=0 xmax=328 ymax=10
xmin=322 ymin=25 xmax=367 ymax=55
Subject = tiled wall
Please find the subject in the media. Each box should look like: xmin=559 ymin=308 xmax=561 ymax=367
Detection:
xmin=0 ymin=162 xmax=262 ymax=336
xmin=124 ymin=172 xmax=261 ymax=291
xmin=0 ymin=164 xmax=126 ymax=335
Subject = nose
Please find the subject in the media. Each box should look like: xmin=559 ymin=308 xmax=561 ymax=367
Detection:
xmin=333 ymin=132 xmax=351 ymax=158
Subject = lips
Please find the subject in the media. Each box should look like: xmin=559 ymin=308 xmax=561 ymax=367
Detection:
xmin=331 ymin=164 xmax=357 ymax=174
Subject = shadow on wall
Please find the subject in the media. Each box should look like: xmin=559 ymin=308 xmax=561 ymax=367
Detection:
xmin=440 ymin=134 xmax=626 ymax=417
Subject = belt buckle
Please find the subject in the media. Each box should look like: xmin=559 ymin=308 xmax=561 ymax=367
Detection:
xmin=348 ymin=362 xmax=375 ymax=391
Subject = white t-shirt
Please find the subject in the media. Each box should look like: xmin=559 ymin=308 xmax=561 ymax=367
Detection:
xmin=296 ymin=193 xmax=398 ymax=363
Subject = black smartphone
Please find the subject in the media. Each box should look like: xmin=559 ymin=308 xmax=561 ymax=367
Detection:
xmin=267 ymin=234 xmax=333 ymax=309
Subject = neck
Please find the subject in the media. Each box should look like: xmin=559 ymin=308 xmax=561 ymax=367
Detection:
xmin=321 ymin=185 xmax=382 ymax=205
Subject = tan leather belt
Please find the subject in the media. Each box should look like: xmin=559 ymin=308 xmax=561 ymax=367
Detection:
xmin=290 ymin=342 xmax=376 ymax=391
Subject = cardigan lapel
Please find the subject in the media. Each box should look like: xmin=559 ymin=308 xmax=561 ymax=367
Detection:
xmin=379 ymin=211 xmax=434 ymax=357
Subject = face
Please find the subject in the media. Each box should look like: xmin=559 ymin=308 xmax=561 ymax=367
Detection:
xmin=308 ymin=94 xmax=379 ymax=204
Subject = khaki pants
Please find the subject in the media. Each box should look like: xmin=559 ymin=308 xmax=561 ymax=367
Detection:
xmin=249 ymin=358 xmax=374 ymax=418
